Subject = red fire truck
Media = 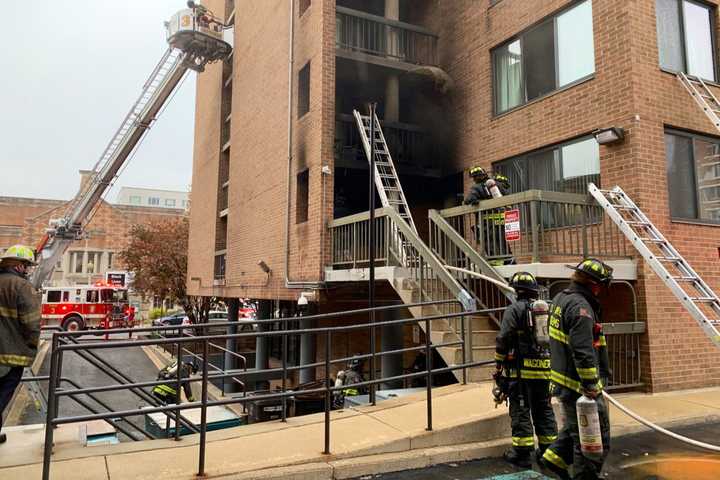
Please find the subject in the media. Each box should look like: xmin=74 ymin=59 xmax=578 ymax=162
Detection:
xmin=41 ymin=282 xmax=134 ymax=331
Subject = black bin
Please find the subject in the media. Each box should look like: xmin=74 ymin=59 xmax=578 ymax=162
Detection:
xmin=292 ymin=381 xmax=327 ymax=416
xmin=247 ymin=390 xmax=289 ymax=423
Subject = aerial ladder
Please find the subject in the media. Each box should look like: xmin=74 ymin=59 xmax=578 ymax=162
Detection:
xmin=30 ymin=2 xmax=232 ymax=290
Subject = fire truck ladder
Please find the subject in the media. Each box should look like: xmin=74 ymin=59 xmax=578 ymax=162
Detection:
xmin=677 ymin=72 xmax=720 ymax=132
xmin=353 ymin=110 xmax=417 ymax=233
xmin=589 ymin=183 xmax=720 ymax=348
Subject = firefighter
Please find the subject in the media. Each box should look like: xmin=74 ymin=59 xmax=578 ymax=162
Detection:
xmin=0 ymin=245 xmax=41 ymax=444
xmin=152 ymin=360 xmax=197 ymax=405
xmin=493 ymin=173 xmax=511 ymax=195
xmin=495 ymin=272 xmax=557 ymax=468
xmin=463 ymin=166 xmax=492 ymax=205
xmin=541 ymin=258 xmax=613 ymax=480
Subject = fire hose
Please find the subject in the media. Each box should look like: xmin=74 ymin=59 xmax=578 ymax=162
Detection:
xmin=602 ymin=391 xmax=720 ymax=453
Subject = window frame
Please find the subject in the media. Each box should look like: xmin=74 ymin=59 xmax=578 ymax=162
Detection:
xmin=148 ymin=197 xmax=160 ymax=206
xmin=657 ymin=0 xmax=718 ymax=82
xmin=129 ymin=195 xmax=142 ymax=205
xmin=298 ymin=61 xmax=311 ymax=119
xmin=296 ymin=168 xmax=310 ymax=224
xmin=491 ymin=0 xmax=595 ymax=116
xmin=665 ymin=127 xmax=720 ymax=225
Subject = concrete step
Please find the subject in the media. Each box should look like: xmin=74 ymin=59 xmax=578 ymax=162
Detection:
xmin=431 ymin=330 xmax=497 ymax=348
xmin=472 ymin=330 xmax=498 ymax=346
xmin=468 ymin=314 xmax=498 ymax=330
xmin=468 ymin=364 xmax=496 ymax=383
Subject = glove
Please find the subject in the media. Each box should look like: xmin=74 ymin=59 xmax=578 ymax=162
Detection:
xmin=582 ymin=386 xmax=600 ymax=399
xmin=492 ymin=363 xmax=503 ymax=382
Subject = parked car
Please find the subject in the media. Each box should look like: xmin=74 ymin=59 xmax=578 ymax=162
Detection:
xmin=152 ymin=312 xmax=189 ymax=336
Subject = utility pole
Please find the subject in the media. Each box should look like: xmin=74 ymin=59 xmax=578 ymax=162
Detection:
xmin=368 ymin=102 xmax=377 ymax=405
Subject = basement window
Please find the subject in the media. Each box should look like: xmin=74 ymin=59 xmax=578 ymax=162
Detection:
xmin=296 ymin=169 xmax=309 ymax=224
xmin=298 ymin=62 xmax=310 ymax=118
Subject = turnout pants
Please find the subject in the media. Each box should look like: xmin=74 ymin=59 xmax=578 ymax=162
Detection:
xmin=0 ymin=367 xmax=24 ymax=432
xmin=509 ymin=379 xmax=558 ymax=453
xmin=543 ymin=393 xmax=610 ymax=479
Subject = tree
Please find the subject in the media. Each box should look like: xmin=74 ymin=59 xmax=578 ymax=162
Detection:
xmin=119 ymin=217 xmax=214 ymax=323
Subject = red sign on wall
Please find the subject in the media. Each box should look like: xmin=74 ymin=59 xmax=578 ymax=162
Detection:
xmin=504 ymin=209 xmax=520 ymax=241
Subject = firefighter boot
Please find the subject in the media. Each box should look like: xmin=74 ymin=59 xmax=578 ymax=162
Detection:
xmin=538 ymin=456 xmax=571 ymax=480
xmin=0 ymin=433 xmax=6 ymax=444
xmin=503 ymin=448 xmax=532 ymax=468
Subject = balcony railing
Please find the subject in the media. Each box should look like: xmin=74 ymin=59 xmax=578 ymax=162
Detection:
xmin=438 ymin=190 xmax=630 ymax=264
xmin=336 ymin=6 xmax=438 ymax=66
xmin=335 ymin=114 xmax=441 ymax=173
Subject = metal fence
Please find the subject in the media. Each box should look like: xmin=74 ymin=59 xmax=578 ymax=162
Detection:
xmin=38 ymin=300 xmax=494 ymax=480
xmin=336 ymin=6 xmax=438 ymax=66
xmin=439 ymin=190 xmax=630 ymax=264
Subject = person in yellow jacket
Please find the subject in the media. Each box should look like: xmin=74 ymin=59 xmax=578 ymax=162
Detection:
xmin=0 ymin=245 xmax=41 ymax=444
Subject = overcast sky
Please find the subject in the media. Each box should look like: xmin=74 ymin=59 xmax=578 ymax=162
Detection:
xmin=1 ymin=0 xmax=196 ymax=201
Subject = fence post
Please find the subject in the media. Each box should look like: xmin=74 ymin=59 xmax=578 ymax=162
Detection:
xmin=530 ymin=200 xmax=540 ymax=263
xmin=324 ymin=331 xmax=331 ymax=455
xmin=425 ymin=312 xmax=433 ymax=432
xmin=198 ymin=339 xmax=209 ymax=476
xmin=461 ymin=313 xmax=467 ymax=385
xmin=581 ymin=205 xmax=589 ymax=257
xmin=174 ymin=340 xmax=182 ymax=441
xmin=282 ymin=317 xmax=288 ymax=422
xmin=42 ymin=334 xmax=60 ymax=480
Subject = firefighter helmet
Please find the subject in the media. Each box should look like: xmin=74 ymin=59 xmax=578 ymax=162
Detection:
xmin=494 ymin=173 xmax=510 ymax=189
xmin=509 ymin=271 xmax=539 ymax=293
xmin=469 ymin=166 xmax=488 ymax=179
xmin=569 ymin=258 xmax=614 ymax=285
xmin=0 ymin=244 xmax=37 ymax=265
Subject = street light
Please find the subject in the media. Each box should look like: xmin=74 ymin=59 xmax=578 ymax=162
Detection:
xmin=593 ymin=127 xmax=625 ymax=145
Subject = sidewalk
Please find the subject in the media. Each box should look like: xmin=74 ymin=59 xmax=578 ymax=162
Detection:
xmin=1 ymin=383 xmax=719 ymax=480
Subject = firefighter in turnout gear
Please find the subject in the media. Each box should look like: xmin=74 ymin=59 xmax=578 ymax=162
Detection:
xmin=495 ymin=272 xmax=557 ymax=468
xmin=152 ymin=361 xmax=197 ymax=405
xmin=463 ymin=166 xmax=492 ymax=205
xmin=541 ymin=258 xmax=612 ymax=480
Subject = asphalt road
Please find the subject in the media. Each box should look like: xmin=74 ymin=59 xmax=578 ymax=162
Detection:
xmin=19 ymin=333 xmax=163 ymax=441
xmin=356 ymin=422 xmax=720 ymax=480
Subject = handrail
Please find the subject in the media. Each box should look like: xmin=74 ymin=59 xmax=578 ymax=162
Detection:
xmin=438 ymin=189 xmax=595 ymax=218
xmin=335 ymin=6 xmax=438 ymax=37
xmin=384 ymin=207 xmax=476 ymax=311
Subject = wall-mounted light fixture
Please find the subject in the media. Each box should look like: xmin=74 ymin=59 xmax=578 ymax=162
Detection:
xmin=593 ymin=127 xmax=625 ymax=145
xmin=257 ymin=260 xmax=271 ymax=274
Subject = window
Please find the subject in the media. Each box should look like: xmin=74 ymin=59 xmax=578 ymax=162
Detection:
xmin=298 ymin=62 xmax=310 ymax=118
xmin=296 ymin=169 xmax=309 ymax=223
xmin=62 ymin=291 xmax=70 ymax=302
xmin=148 ymin=197 xmax=160 ymax=206
xmin=492 ymin=136 xmax=600 ymax=195
xmin=299 ymin=0 xmax=311 ymax=16
xmin=656 ymin=0 xmax=716 ymax=81
xmin=70 ymin=252 xmax=83 ymax=274
xmin=665 ymin=129 xmax=720 ymax=222
xmin=86 ymin=252 xmax=102 ymax=274
xmin=492 ymin=0 xmax=595 ymax=114
xmin=129 ymin=195 xmax=142 ymax=205
xmin=107 ymin=252 xmax=114 ymax=270
xmin=46 ymin=290 xmax=62 ymax=303
xmin=86 ymin=290 xmax=99 ymax=303
xmin=165 ymin=198 xmax=176 ymax=207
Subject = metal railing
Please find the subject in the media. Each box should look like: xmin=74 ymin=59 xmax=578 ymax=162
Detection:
xmin=336 ymin=6 xmax=438 ymax=66
xmin=438 ymin=190 xmax=630 ymax=264
xmin=40 ymin=300 xmax=496 ymax=480
xmin=335 ymin=114 xmax=440 ymax=173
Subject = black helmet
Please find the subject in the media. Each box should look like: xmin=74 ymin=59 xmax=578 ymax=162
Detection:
xmin=568 ymin=258 xmax=614 ymax=285
xmin=469 ymin=166 xmax=488 ymax=179
xmin=509 ymin=271 xmax=539 ymax=293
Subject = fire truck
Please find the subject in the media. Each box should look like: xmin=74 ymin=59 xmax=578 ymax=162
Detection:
xmin=41 ymin=282 xmax=133 ymax=331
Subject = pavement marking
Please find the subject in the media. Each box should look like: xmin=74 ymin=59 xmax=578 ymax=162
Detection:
xmin=479 ymin=471 xmax=551 ymax=480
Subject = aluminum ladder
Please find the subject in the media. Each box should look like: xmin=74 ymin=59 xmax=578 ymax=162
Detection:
xmin=589 ymin=183 xmax=720 ymax=348
xmin=353 ymin=110 xmax=417 ymax=233
xmin=677 ymin=72 xmax=720 ymax=132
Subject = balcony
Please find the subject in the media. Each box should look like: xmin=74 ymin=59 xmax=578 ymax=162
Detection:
xmin=335 ymin=6 xmax=438 ymax=69
xmin=335 ymin=114 xmax=441 ymax=175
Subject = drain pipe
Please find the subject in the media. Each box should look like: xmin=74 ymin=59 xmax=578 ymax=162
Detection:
xmin=603 ymin=391 xmax=720 ymax=453
xmin=283 ymin=0 xmax=324 ymax=290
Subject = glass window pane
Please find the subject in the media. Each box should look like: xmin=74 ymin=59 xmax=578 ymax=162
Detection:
xmin=694 ymin=139 xmax=720 ymax=220
xmin=665 ymin=133 xmax=698 ymax=219
xmin=683 ymin=0 xmax=716 ymax=81
xmin=560 ymin=138 xmax=600 ymax=193
xmin=528 ymin=149 xmax=560 ymax=190
xmin=557 ymin=0 xmax=595 ymax=86
xmin=493 ymin=155 xmax=528 ymax=193
xmin=524 ymin=19 xmax=556 ymax=100
xmin=656 ymin=0 xmax=685 ymax=71
xmin=493 ymin=40 xmax=524 ymax=113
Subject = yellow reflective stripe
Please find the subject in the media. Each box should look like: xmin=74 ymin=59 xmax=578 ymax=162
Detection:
xmin=343 ymin=388 xmax=359 ymax=396
xmin=495 ymin=352 xmax=506 ymax=361
xmin=538 ymin=434 xmax=558 ymax=445
xmin=0 ymin=306 xmax=18 ymax=319
xmin=512 ymin=436 xmax=535 ymax=447
xmin=598 ymin=334 xmax=607 ymax=347
xmin=551 ymin=371 xmax=602 ymax=394
xmin=520 ymin=370 xmax=551 ymax=380
xmin=577 ymin=367 xmax=598 ymax=380
xmin=0 ymin=354 xmax=33 ymax=366
xmin=543 ymin=448 xmax=568 ymax=470
xmin=549 ymin=326 xmax=568 ymax=344
xmin=154 ymin=384 xmax=177 ymax=394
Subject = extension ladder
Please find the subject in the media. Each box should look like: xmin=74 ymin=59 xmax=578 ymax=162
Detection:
xmin=353 ymin=110 xmax=417 ymax=233
xmin=589 ymin=183 xmax=720 ymax=348
xmin=677 ymin=72 xmax=720 ymax=132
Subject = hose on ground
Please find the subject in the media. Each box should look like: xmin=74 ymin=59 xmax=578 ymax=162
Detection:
xmin=603 ymin=391 xmax=720 ymax=453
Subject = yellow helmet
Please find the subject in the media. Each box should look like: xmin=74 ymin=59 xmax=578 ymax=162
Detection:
xmin=469 ymin=166 xmax=488 ymax=179
xmin=1 ymin=245 xmax=37 ymax=266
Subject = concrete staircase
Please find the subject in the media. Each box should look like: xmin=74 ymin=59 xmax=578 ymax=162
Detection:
xmin=392 ymin=277 xmax=498 ymax=383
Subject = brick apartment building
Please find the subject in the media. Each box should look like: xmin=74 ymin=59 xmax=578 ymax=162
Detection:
xmin=187 ymin=0 xmax=720 ymax=392
xmin=1 ymin=172 xmax=187 ymax=316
